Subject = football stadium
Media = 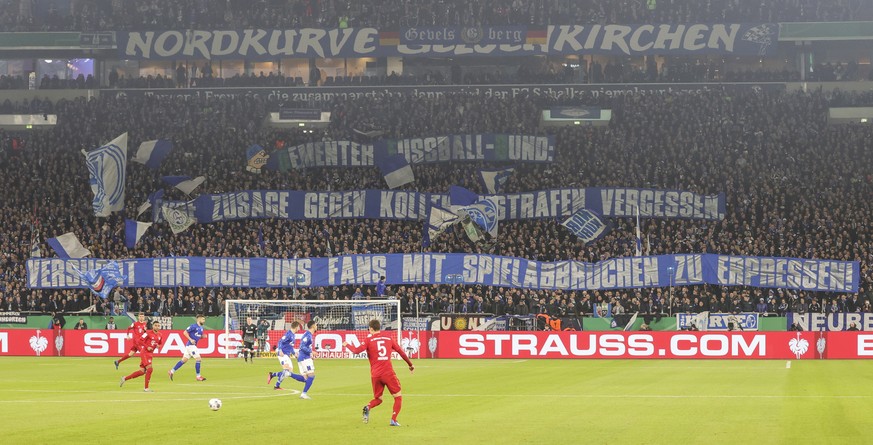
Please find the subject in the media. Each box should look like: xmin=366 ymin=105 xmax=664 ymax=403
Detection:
xmin=2 ymin=1 xmax=873 ymax=444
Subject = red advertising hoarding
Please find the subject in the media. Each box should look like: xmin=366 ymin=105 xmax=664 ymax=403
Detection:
xmin=0 ymin=330 xmax=241 ymax=357
xmin=435 ymin=331 xmax=852 ymax=359
xmin=0 ymin=329 xmax=58 ymax=356
xmin=0 ymin=330 xmax=869 ymax=359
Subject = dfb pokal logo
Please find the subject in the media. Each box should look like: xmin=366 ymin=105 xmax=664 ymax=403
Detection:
xmin=788 ymin=332 xmax=808 ymax=359
xmin=29 ymin=329 xmax=48 ymax=356
xmin=401 ymin=336 xmax=420 ymax=355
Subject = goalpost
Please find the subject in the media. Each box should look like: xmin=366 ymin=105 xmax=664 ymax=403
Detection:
xmin=223 ymin=299 xmax=402 ymax=359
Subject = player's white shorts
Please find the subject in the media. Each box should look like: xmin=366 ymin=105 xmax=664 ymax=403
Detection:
xmin=278 ymin=353 xmax=295 ymax=369
xmin=183 ymin=344 xmax=201 ymax=359
xmin=298 ymin=358 xmax=315 ymax=374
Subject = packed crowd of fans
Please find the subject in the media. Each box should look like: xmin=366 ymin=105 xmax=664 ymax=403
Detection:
xmin=1 ymin=0 xmax=871 ymax=32
xmin=7 ymin=61 xmax=872 ymax=92
xmin=1 ymin=84 xmax=873 ymax=325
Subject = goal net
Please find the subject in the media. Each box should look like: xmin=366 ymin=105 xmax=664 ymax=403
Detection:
xmin=223 ymin=299 xmax=401 ymax=359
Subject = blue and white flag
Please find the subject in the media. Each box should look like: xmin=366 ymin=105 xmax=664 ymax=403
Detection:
xmin=376 ymin=153 xmax=414 ymax=189
xmin=136 ymin=189 xmax=165 ymax=217
xmin=561 ymin=209 xmax=612 ymax=244
xmin=449 ymin=185 xmax=479 ymax=206
xmin=47 ymin=232 xmax=91 ymax=259
xmin=424 ymin=205 xmax=461 ymax=246
xmin=246 ymin=144 xmax=269 ymax=173
xmin=74 ymin=261 xmax=126 ymax=299
xmin=30 ymin=239 xmax=41 ymax=258
xmin=457 ymin=197 xmax=499 ymax=237
xmin=161 ymin=201 xmax=197 ymax=234
xmin=124 ymin=219 xmax=152 ymax=249
xmin=84 ymin=133 xmax=127 ymax=217
xmin=132 ymin=139 xmax=173 ymax=169
xmin=478 ymin=168 xmax=515 ymax=194
xmin=162 ymin=175 xmax=206 ymax=195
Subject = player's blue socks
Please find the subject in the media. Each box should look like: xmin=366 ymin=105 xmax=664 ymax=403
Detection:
xmin=172 ymin=361 xmax=184 ymax=371
xmin=195 ymin=361 xmax=201 ymax=375
xmin=303 ymin=375 xmax=314 ymax=393
xmin=288 ymin=371 xmax=305 ymax=383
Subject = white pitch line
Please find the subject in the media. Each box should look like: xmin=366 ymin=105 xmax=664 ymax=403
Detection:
xmin=2 ymin=389 xmax=274 ymax=395
xmin=0 ymin=391 xmax=300 ymax=403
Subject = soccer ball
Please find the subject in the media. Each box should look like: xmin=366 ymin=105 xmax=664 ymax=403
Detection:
xmin=208 ymin=398 xmax=222 ymax=411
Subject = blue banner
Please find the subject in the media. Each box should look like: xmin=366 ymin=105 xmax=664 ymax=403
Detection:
xmin=270 ymin=134 xmax=554 ymax=170
xmin=116 ymin=24 xmax=777 ymax=60
xmin=676 ymin=312 xmax=760 ymax=331
xmin=27 ymin=254 xmax=858 ymax=292
xmin=160 ymin=187 xmax=724 ymax=224
xmin=112 ymin=83 xmax=787 ymax=104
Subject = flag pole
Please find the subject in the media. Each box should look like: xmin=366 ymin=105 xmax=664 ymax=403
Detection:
xmin=635 ymin=205 xmax=642 ymax=257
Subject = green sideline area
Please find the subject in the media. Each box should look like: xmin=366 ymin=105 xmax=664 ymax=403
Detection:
xmin=0 ymin=357 xmax=871 ymax=444
xmin=0 ymin=315 xmax=790 ymax=331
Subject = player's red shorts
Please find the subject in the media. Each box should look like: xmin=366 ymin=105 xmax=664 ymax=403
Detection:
xmin=370 ymin=373 xmax=402 ymax=398
xmin=139 ymin=352 xmax=154 ymax=369
xmin=128 ymin=343 xmax=142 ymax=355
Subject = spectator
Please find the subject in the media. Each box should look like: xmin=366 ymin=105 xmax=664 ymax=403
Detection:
xmin=73 ymin=318 xmax=88 ymax=330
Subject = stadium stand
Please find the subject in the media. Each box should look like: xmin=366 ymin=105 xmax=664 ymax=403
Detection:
xmin=2 ymin=87 xmax=872 ymax=320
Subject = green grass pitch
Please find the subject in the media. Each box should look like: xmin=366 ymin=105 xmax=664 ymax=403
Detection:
xmin=1 ymin=357 xmax=872 ymax=444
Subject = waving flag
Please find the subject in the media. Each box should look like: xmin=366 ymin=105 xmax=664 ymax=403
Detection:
xmin=449 ymin=185 xmax=479 ymax=206
xmin=246 ymin=144 xmax=269 ymax=173
xmin=132 ymin=139 xmax=173 ymax=169
xmin=478 ymin=168 xmax=514 ymax=194
xmin=561 ymin=209 xmax=612 ymax=244
xmin=457 ymin=197 xmax=499 ymax=237
xmin=74 ymin=261 xmax=126 ymax=299
xmin=30 ymin=238 xmax=41 ymax=258
xmin=162 ymin=175 xmax=206 ymax=195
xmin=125 ymin=219 xmax=153 ymax=249
xmin=47 ymin=232 xmax=91 ymax=259
xmin=162 ymin=202 xmax=197 ymax=234
xmin=84 ymin=133 xmax=127 ymax=217
xmin=424 ymin=205 xmax=461 ymax=246
xmin=136 ymin=189 xmax=165 ymax=218
xmin=376 ymin=153 xmax=414 ymax=189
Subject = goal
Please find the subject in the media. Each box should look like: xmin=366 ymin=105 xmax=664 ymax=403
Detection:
xmin=223 ymin=299 xmax=401 ymax=359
